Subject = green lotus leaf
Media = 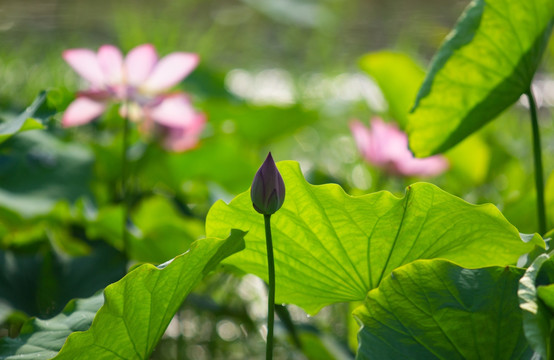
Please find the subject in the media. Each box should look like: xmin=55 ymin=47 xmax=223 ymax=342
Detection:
xmin=51 ymin=230 xmax=245 ymax=359
xmin=206 ymin=161 xmax=542 ymax=314
xmin=0 ymin=294 xmax=103 ymax=360
xmin=354 ymin=259 xmax=531 ymax=359
xmin=408 ymin=0 xmax=554 ymax=156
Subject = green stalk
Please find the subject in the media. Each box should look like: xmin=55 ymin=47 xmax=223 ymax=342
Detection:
xmin=121 ymin=112 xmax=131 ymax=257
xmin=526 ymin=88 xmax=547 ymax=236
xmin=264 ymin=214 xmax=275 ymax=360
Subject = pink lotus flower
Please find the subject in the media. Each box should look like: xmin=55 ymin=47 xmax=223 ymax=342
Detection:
xmin=350 ymin=117 xmax=448 ymax=177
xmin=62 ymin=44 xmax=205 ymax=151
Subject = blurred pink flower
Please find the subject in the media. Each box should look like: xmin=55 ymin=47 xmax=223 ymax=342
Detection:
xmin=146 ymin=94 xmax=206 ymax=152
xmin=62 ymin=44 xmax=205 ymax=152
xmin=350 ymin=117 xmax=448 ymax=177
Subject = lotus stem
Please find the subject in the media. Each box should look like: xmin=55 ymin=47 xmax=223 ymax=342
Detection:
xmin=264 ymin=214 xmax=275 ymax=360
xmin=526 ymin=88 xmax=547 ymax=235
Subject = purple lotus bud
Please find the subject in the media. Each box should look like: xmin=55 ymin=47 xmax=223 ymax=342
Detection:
xmin=251 ymin=152 xmax=285 ymax=215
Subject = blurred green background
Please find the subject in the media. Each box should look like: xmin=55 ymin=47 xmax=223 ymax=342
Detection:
xmin=1 ymin=0 xmax=553 ymax=359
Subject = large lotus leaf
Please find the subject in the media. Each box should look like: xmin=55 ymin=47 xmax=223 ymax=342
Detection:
xmin=408 ymin=0 xmax=554 ymax=157
xmin=52 ymin=230 xmax=245 ymax=359
xmin=0 ymin=91 xmax=55 ymax=144
xmin=206 ymin=161 xmax=543 ymax=314
xmin=0 ymin=293 xmax=103 ymax=360
xmin=518 ymin=252 xmax=554 ymax=359
xmin=0 ymin=242 xmax=126 ymax=320
xmin=0 ymin=131 xmax=93 ymax=217
xmin=359 ymin=52 xmax=425 ymax=127
xmin=354 ymin=259 xmax=531 ymax=360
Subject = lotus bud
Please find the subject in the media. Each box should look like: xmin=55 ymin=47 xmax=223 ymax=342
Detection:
xmin=251 ymin=152 xmax=285 ymax=215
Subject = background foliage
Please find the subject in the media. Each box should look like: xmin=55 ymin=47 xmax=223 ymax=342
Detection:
xmin=0 ymin=0 xmax=553 ymax=359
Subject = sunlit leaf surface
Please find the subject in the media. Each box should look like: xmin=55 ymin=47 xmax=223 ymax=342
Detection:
xmin=52 ymin=231 xmax=245 ymax=360
xmin=354 ymin=259 xmax=531 ymax=360
xmin=206 ymin=161 xmax=542 ymax=314
xmin=408 ymin=0 xmax=554 ymax=156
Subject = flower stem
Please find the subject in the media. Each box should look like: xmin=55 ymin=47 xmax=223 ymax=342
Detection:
xmin=121 ymin=113 xmax=131 ymax=257
xmin=526 ymin=88 xmax=547 ymax=235
xmin=264 ymin=214 xmax=275 ymax=360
